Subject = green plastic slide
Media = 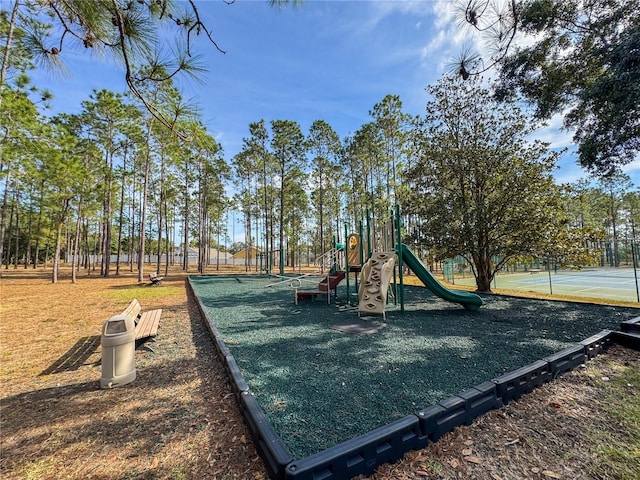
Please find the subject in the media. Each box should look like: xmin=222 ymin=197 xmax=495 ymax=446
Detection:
xmin=399 ymin=244 xmax=483 ymax=311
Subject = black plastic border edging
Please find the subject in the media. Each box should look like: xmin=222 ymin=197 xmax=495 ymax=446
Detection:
xmin=416 ymin=380 xmax=501 ymax=442
xmin=188 ymin=278 xmax=291 ymax=480
xmin=617 ymin=317 xmax=640 ymax=348
xmin=188 ymin=277 xmax=639 ymax=480
xmin=491 ymin=360 xmax=551 ymax=405
xmin=620 ymin=316 xmax=640 ymax=334
xmin=241 ymin=391 xmax=294 ymax=480
xmin=544 ymin=344 xmax=587 ymax=378
xmin=581 ymin=329 xmax=614 ymax=359
xmin=285 ymin=415 xmax=428 ymax=480
xmin=613 ymin=331 xmax=640 ymax=349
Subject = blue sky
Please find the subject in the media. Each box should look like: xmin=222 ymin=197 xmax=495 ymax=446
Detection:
xmin=31 ymin=0 xmax=639 ymax=186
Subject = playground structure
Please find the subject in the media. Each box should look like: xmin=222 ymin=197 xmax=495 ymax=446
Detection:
xmin=267 ymin=245 xmax=348 ymax=303
xmin=186 ymin=205 xmax=639 ymax=480
xmin=293 ymin=205 xmax=483 ymax=315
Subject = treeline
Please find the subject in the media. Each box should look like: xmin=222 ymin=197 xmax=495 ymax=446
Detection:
xmin=0 ymin=82 xmax=416 ymax=280
xmin=2 ymin=72 xmax=638 ymax=290
xmin=2 ymin=0 xmax=639 ymax=290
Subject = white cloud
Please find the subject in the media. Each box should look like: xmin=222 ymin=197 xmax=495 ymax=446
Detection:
xmin=621 ymin=158 xmax=640 ymax=187
xmin=532 ymin=113 xmax=575 ymax=150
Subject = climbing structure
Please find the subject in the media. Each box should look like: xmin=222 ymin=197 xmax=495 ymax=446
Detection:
xmin=358 ymin=251 xmax=396 ymax=320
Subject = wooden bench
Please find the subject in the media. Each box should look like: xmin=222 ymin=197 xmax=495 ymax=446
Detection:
xmin=529 ymin=269 xmax=542 ymax=274
xmin=122 ymin=298 xmax=162 ymax=342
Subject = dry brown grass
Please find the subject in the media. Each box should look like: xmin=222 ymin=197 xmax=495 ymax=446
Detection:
xmin=1 ymin=265 xmax=266 ymax=480
xmin=1 ymin=265 xmax=638 ymax=480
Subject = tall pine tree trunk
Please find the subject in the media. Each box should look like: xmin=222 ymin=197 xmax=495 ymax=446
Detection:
xmin=71 ymin=207 xmax=82 ymax=284
xmin=51 ymin=198 xmax=70 ymax=284
xmin=115 ymin=162 xmax=126 ymax=276
xmin=138 ymin=123 xmax=152 ymax=283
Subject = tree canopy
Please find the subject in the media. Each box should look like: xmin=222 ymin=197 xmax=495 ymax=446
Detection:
xmin=1 ymin=0 xmax=297 ymax=135
xmin=3 ymin=1 xmax=214 ymax=130
xmin=459 ymin=0 xmax=640 ymax=175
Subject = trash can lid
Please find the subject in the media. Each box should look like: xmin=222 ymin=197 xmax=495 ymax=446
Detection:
xmin=102 ymin=314 xmax=134 ymax=336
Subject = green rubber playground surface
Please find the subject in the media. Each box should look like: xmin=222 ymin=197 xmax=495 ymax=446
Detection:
xmin=189 ymin=274 xmax=639 ymax=459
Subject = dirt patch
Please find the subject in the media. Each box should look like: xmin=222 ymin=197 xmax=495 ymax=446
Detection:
xmin=1 ymin=266 xmax=638 ymax=479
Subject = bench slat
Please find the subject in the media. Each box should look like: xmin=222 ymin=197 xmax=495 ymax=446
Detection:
xmin=122 ymin=299 xmax=142 ymax=320
xmin=135 ymin=308 xmax=162 ymax=340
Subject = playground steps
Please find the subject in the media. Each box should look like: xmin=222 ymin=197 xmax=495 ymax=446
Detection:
xmin=296 ymin=270 xmax=346 ymax=304
xmin=319 ymin=270 xmax=346 ymax=291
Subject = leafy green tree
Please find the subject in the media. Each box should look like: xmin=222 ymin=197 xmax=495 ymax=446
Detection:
xmin=241 ymin=120 xmax=275 ymax=265
xmin=342 ymin=122 xmax=389 ymax=243
xmin=369 ymin=95 xmax=413 ymax=204
xmin=39 ymin=121 xmax=87 ymax=283
xmin=194 ymin=127 xmax=228 ymax=274
xmin=2 ymin=0 xmax=298 ymax=135
xmin=153 ymin=122 xmax=176 ymax=275
xmin=622 ymin=190 xmax=640 ymax=265
xmin=232 ymin=149 xmax=258 ymax=271
xmin=113 ymin=124 xmax=144 ymax=276
xmin=1 ymin=0 xmax=217 ymax=132
xmin=229 ymin=241 xmax=246 ymax=255
xmin=1 ymin=6 xmax=53 ymax=270
xmin=623 ymin=191 xmax=640 ymax=234
xmin=80 ymin=89 xmax=140 ymax=276
xmin=1 ymin=2 xmax=27 ymax=82
xmin=284 ymin=169 xmax=309 ymax=268
xmin=565 ymin=179 xmax=603 ymax=231
xmin=52 ymin=112 xmax=104 ymax=281
xmin=459 ymin=0 xmax=640 ymax=174
xmin=0 ymin=78 xmax=43 ymax=269
xmin=340 ymin=133 xmax=364 ymax=226
xmin=234 ymin=121 xmax=278 ymax=271
xmin=404 ymin=75 xmax=563 ymax=292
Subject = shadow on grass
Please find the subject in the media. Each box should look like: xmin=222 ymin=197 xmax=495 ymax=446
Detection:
xmin=1 ymin=358 xmax=208 ymax=479
xmin=39 ymin=335 xmax=101 ymax=376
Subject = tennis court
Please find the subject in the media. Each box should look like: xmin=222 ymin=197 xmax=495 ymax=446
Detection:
xmin=452 ymin=267 xmax=639 ymax=303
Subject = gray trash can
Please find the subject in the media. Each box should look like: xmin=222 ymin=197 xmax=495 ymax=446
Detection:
xmin=100 ymin=314 xmax=136 ymax=389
